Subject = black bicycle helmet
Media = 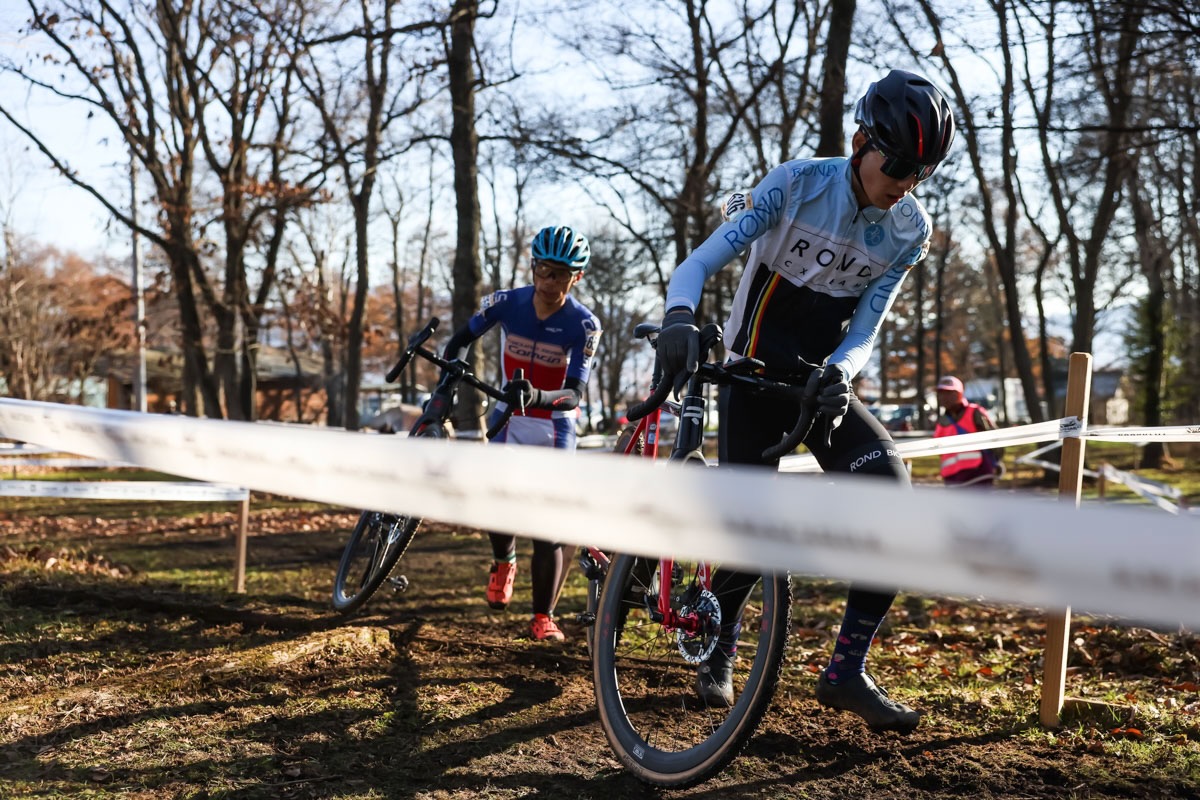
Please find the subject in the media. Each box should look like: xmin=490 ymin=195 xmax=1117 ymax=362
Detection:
xmin=531 ymin=225 xmax=591 ymax=272
xmin=854 ymin=69 xmax=956 ymax=172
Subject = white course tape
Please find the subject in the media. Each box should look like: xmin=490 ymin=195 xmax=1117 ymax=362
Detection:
xmin=0 ymin=480 xmax=248 ymax=502
xmin=1100 ymin=465 xmax=1183 ymax=500
xmin=1 ymin=399 xmax=1198 ymax=629
xmin=1084 ymin=425 xmax=1200 ymax=443
xmin=1015 ymin=439 xmax=1063 ymax=465
xmin=1018 ymin=458 xmax=1100 ymax=480
xmin=0 ymin=457 xmax=134 ymax=469
xmin=1099 ymin=464 xmax=1182 ymax=515
xmin=0 ymin=443 xmax=56 ymax=456
xmin=891 ymin=418 xmax=1078 ymax=459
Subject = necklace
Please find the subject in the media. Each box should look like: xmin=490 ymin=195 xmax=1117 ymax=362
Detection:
xmin=858 ymin=206 xmax=887 ymax=224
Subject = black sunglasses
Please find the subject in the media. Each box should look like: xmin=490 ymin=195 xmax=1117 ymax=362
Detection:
xmin=868 ymin=137 xmax=939 ymax=182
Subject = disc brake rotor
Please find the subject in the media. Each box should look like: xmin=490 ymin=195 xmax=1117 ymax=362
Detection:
xmin=676 ymin=588 xmax=721 ymax=663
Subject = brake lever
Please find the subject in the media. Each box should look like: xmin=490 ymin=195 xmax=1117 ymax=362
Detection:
xmin=513 ymin=367 xmax=527 ymax=416
xmin=760 ymin=370 xmax=822 ymax=461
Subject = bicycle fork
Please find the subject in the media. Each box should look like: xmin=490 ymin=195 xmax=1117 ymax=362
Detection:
xmin=647 ymin=559 xmax=713 ymax=636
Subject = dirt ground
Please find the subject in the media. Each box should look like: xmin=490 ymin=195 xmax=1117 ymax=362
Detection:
xmin=2 ymin=504 xmax=1200 ymax=799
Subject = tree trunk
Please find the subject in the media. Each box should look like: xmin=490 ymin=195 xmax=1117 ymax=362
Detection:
xmin=815 ymin=0 xmax=856 ymax=158
xmin=916 ymin=0 xmax=1043 ymax=422
xmin=344 ymin=196 xmax=371 ymax=430
xmin=170 ymin=243 xmax=222 ymax=417
xmin=1126 ymin=173 xmax=1168 ymax=468
xmin=448 ymin=0 xmax=484 ymax=434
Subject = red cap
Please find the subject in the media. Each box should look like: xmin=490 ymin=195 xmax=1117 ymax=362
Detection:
xmin=936 ymin=376 xmax=964 ymax=393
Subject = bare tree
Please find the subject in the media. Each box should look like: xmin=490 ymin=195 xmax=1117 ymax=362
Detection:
xmin=0 ymin=238 xmax=131 ymax=402
xmin=1026 ymin=0 xmax=1142 ymax=361
xmin=175 ymin=0 xmax=321 ymax=420
xmin=570 ymin=228 xmax=658 ymax=428
xmin=445 ymin=0 xmax=486 ymax=433
xmin=0 ymin=1 xmax=229 ymax=414
xmin=0 ymin=236 xmax=70 ymax=400
xmin=899 ymin=0 xmax=1045 ymax=420
xmin=1115 ymin=1 xmax=1200 ymax=461
xmin=538 ymin=0 xmax=815 ymax=325
xmin=292 ymin=0 xmax=443 ymax=429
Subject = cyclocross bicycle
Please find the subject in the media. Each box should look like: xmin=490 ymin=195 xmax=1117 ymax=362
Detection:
xmin=331 ymin=317 xmax=524 ymax=615
xmin=589 ymin=322 xmax=824 ymax=788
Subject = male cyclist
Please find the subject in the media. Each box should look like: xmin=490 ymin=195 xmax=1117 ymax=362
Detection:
xmin=443 ymin=226 xmax=602 ymax=641
xmin=656 ymin=70 xmax=955 ymax=732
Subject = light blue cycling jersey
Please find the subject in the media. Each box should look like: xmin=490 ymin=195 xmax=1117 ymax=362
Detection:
xmin=664 ymin=157 xmax=932 ymax=378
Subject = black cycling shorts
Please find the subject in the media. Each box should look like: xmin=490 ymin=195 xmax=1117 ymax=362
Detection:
xmin=718 ymin=383 xmax=909 ymax=483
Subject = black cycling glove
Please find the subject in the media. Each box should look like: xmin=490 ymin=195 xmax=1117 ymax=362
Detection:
xmin=656 ymin=307 xmax=700 ymax=398
xmin=505 ymin=380 xmax=576 ymax=412
xmin=502 ymin=378 xmax=538 ymax=412
xmin=816 ymin=363 xmax=851 ymax=432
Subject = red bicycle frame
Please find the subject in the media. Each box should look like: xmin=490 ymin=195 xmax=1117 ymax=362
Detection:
xmin=617 ymin=404 xmax=662 ymax=458
xmin=588 ymin=402 xmax=715 ymax=638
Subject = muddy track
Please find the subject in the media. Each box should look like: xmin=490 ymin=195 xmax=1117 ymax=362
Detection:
xmin=2 ymin=511 xmax=1199 ymax=798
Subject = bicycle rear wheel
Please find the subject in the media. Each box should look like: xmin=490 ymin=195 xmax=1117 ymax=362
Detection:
xmin=331 ymin=510 xmax=422 ymax=614
xmin=593 ymin=554 xmax=791 ymax=788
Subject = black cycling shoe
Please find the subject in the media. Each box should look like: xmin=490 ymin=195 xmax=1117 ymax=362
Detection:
xmin=815 ymin=671 xmax=921 ymax=733
xmin=694 ymin=648 xmax=736 ymax=707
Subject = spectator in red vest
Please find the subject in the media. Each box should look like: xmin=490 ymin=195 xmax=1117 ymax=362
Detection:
xmin=934 ymin=376 xmax=1002 ymax=486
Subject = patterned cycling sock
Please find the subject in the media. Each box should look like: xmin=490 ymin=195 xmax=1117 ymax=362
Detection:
xmin=718 ymin=618 xmax=743 ymax=658
xmin=824 ymin=605 xmax=883 ymax=684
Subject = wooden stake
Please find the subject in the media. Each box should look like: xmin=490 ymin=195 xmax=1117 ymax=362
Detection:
xmin=235 ymin=495 xmax=250 ymax=594
xmin=1040 ymin=352 xmax=1092 ymax=728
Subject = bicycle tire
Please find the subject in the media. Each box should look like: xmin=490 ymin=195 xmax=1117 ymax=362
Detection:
xmin=585 ymin=553 xmax=650 ymax=659
xmin=330 ymin=510 xmax=421 ymax=614
xmin=593 ymin=554 xmax=791 ymax=788
xmin=613 ymin=422 xmax=645 ymax=456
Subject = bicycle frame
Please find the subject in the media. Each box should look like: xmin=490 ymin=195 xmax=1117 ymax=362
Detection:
xmin=616 ymin=404 xmax=662 ymax=457
xmin=582 ymin=322 xmax=815 ymax=643
xmin=580 ymin=326 xmax=721 ymax=642
xmin=578 ymin=401 xmax=660 ymax=585
xmin=386 ymin=318 xmax=530 ymax=442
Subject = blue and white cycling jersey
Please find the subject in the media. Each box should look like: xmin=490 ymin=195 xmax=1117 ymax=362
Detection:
xmin=664 ymin=157 xmax=932 ymax=378
xmin=465 ymin=285 xmax=602 ymax=423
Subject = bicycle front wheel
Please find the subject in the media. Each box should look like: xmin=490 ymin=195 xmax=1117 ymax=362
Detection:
xmin=593 ymin=554 xmax=791 ymax=788
xmin=331 ymin=510 xmax=421 ymax=614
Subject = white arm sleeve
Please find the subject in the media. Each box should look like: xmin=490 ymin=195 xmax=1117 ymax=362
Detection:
xmin=828 ymin=263 xmax=912 ymax=378
xmin=663 ymin=165 xmax=791 ymax=312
